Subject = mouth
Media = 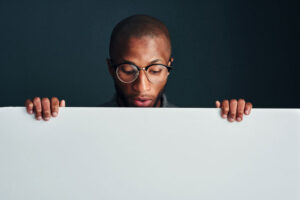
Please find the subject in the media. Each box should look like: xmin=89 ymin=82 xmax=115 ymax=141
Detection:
xmin=132 ymin=97 xmax=153 ymax=107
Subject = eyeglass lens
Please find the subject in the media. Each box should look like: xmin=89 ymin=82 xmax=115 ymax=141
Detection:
xmin=116 ymin=64 xmax=169 ymax=83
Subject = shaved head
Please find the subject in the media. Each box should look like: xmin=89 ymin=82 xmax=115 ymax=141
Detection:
xmin=109 ymin=15 xmax=172 ymax=60
xmin=107 ymin=15 xmax=173 ymax=107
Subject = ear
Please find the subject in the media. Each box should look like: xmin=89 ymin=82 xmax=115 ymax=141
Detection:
xmin=106 ymin=58 xmax=115 ymax=77
xmin=168 ymin=57 xmax=174 ymax=66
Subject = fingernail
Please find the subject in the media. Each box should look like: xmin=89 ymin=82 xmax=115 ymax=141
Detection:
xmin=37 ymin=116 xmax=42 ymax=120
xmin=237 ymin=117 xmax=242 ymax=121
xmin=222 ymin=114 xmax=227 ymax=118
xmin=29 ymin=110 xmax=33 ymax=114
xmin=52 ymin=112 xmax=57 ymax=117
xmin=44 ymin=117 xmax=50 ymax=121
xmin=245 ymin=110 xmax=249 ymax=115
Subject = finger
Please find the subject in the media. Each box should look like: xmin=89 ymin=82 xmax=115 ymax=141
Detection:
xmin=51 ymin=97 xmax=60 ymax=117
xmin=236 ymin=99 xmax=245 ymax=122
xmin=25 ymin=99 xmax=33 ymax=114
xmin=228 ymin=99 xmax=237 ymax=122
xmin=221 ymin=100 xmax=229 ymax=118
xmin=244 ymin=102 xmax=253 ymax=115
xmin=60 ymin=99 xmax=66 ymax=107
xmin=215 ymin=100 xmax=221 ymax=108
xmin=33 ymin=97 xmax=42 ymax=120
xmin=41 ymin=97 xmax=51 ymax=121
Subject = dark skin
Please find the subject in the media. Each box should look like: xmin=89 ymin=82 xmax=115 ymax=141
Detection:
xmin=108 ymin=35 xmax=172 ymax=108
xmin=25 ymin=34 xmax=252 ymax=121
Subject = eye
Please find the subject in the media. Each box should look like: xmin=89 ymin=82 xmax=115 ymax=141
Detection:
xmin=119 ymin=64 xmax=137 ymax=75
xmin=121 ymin=69 xmax=136 ymax=75
xmin=149 ymin=69 xmax=162 ymax=74
xmin=148 ymin=65 xmax=164 ymax=74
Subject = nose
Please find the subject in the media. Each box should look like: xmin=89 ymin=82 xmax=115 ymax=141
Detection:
xmin=132 ymin=70 xmax=151 ymax=92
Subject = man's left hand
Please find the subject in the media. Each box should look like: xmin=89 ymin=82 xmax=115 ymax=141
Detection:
xmin=215 ymin=99 xmax=252 ymax=122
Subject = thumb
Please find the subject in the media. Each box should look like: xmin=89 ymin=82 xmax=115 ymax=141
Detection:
xmin=60 ymin=99 xmax=66 ymax=107
xmin=215 ymin=100 xmax=221 ymax=108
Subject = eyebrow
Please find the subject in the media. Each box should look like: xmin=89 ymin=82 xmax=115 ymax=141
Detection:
xmin=120 ymin=58 xmax=163 ymax=66
xmin=149 ymin=59 xmax=162 ymax=64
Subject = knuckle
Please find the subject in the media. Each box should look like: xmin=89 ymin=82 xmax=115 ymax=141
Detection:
xmin=246 ymin=102 xmax=253 ymax=107
xmin=230 ymin=99 xmax=237 ymax=103
xmin=222 ymin=99 xmax=228 ymax=104
xmin=51 ymin=97 xmax=59 ymax=102
xmin=238 ymin=104 xmax=245 ymax=110
xmin=230 ymin=109 xmax=236 ymax=115
xmin=51 ymin=97 xmax=59 ymax=107
xmin=223 ymin=107 xmax=229 ymax=113
xmin=52 ymin=103 xmax=59 ymax=109
xmin=238 ymin=98 xmax=245 ymax=103
xmin=230 ymin=108 xmax=238 ymax=114
xmin=42 ymin=97 xmax=49 ymax=103
xmin=44 ymin=111 xmax=51 ymax=115
xmin=33 ymin=97 xmax=40 ymax=102
xmin=52 ymin=106 xmax=59 ymax=111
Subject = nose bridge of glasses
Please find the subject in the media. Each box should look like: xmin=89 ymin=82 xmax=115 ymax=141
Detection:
xmin=136 ymin=66 xmax=151 ymax=82
xmin=135 ymin=65 xmax=147 ymax=71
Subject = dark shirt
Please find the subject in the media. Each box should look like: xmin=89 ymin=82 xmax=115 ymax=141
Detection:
xmin=99 ymin=93 xmax=177 ymax=107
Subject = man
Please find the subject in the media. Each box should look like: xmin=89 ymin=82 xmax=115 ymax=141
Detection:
xmin=25 ymin=15 xmax=252 ymax=122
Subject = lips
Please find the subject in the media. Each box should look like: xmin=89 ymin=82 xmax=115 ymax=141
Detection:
xmin=132 ymin=97 xmax=153 ymax=107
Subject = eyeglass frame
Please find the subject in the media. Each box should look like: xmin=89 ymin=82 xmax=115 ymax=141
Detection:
xmin=109 ymin=58 xmax=174 ymax=84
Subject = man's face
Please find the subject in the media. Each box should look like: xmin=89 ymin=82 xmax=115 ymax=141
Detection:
xmin=108 ymin=35 xmax=172 ymax=107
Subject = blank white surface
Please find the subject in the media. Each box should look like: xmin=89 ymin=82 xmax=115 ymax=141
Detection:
xmin=0 ymin=107 xmax=299 ymax=200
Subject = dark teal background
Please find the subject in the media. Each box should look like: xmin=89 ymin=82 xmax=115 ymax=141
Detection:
xmin=0 ymin=0 xmax=299 ymax=107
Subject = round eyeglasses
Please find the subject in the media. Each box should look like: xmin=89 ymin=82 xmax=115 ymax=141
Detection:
xmin=112 ymin=62 xmax=173 ymax=84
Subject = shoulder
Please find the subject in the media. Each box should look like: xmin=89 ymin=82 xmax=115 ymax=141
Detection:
xmin=165 ymin=102 xmax=178 ymax=108
xmin=161 ymin=93 xmax=178 ymax=108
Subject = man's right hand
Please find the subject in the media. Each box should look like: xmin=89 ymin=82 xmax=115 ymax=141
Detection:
xmin=25 ymin=97 xmax=66 ymax=121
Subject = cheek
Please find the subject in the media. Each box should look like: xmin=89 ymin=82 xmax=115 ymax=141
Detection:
xmin=153 ymin=80 xmax=167 ymax=94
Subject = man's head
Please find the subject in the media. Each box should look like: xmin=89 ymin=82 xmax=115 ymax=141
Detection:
xmin=107 ymin=15 xmax=173 ymax=107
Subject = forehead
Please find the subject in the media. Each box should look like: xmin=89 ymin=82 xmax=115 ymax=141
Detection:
xmin=113 ymin=35 xmax=171 ymax=64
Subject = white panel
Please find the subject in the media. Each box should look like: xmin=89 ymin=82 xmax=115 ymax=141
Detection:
xmin=0 ymin=107 xmax=299 ymax=200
